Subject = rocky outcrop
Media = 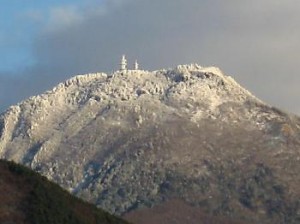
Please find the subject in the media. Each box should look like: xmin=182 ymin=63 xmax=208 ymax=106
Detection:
xmin=1 ymin=64 xmax=300 ymax=223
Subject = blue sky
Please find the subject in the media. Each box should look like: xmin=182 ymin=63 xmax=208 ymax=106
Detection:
xmin=1 ymin=0 xmax=300 ymax=115
xmin=0 ymin=0 xmax=100 ymax=72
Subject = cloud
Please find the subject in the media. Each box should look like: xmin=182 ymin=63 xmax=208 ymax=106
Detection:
xmin=1 ymin=0 xmax=300 ymax=114
xmin=46 ymin=6 xmax=84 ymax=31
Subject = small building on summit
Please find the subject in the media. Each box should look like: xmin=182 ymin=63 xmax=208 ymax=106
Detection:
xmin=119 ymin=55 xmax=139 ymax=71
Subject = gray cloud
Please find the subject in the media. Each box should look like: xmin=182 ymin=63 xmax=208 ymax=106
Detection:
xmin=1 ymin=0 xmax=300 ymax=114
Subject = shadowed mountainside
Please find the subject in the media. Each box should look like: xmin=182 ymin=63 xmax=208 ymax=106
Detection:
xmin=124 ymin=199 xmax=252 ymax=224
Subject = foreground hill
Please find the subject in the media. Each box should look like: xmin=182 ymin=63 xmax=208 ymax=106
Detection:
xmin=1 ymin=64 xmax=300 ymax=223
xmin=0 ymin=159 xmax=129 ymax=224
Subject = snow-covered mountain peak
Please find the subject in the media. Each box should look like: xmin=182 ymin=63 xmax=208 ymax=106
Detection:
xmin=0 ymin=64 xmax=262 ymax=144
xmin=1 ymin=63 xmax=300 ymax=223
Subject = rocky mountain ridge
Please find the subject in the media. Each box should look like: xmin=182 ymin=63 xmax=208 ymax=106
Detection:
xmin=1 ymin=64 xmax=300 ymax=223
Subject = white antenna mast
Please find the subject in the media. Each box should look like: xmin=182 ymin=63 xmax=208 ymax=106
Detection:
xmin=134 ymin=60 xmax=139 ymax=70
xmin=120 ymin=55 xmax=127 ymax=71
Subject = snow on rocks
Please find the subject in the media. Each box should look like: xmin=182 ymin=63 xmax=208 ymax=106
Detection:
xmin=0 ymin=63 xmax=265 ymax=189
xmin=0 ymin=64 xmax=261 ymax=154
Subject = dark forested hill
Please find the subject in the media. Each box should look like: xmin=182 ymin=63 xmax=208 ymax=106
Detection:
xmin=0 ymin=159 xmax=129 ymax=224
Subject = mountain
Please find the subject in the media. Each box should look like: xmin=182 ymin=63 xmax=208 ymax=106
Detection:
xmin=0 ymin=159 xmax=129 ymax=224
xmin=124 ymin=199 xmax=251 ymax=224
xmin=1 ymin=64 xmax=300 ymax=223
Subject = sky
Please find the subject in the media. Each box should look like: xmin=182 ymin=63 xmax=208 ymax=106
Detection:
xmin=0 ymin=0 xmax=300 ymax=115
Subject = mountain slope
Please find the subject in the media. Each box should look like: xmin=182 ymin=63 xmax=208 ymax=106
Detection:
xmin=124 ymin=199 xmax=251 ymax=224
xmin=0 ymin=159 xmax=129 ymax=224
xmin=1 ymin=64 xmax=300 ymax=223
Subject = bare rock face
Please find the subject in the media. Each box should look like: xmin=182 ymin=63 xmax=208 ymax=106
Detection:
xmin=1 ymin=64 xmax=300 ymax=223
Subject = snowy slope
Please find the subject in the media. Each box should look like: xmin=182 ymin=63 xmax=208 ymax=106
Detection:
xmin=1 ymin=64 xmax=300 ymax=223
